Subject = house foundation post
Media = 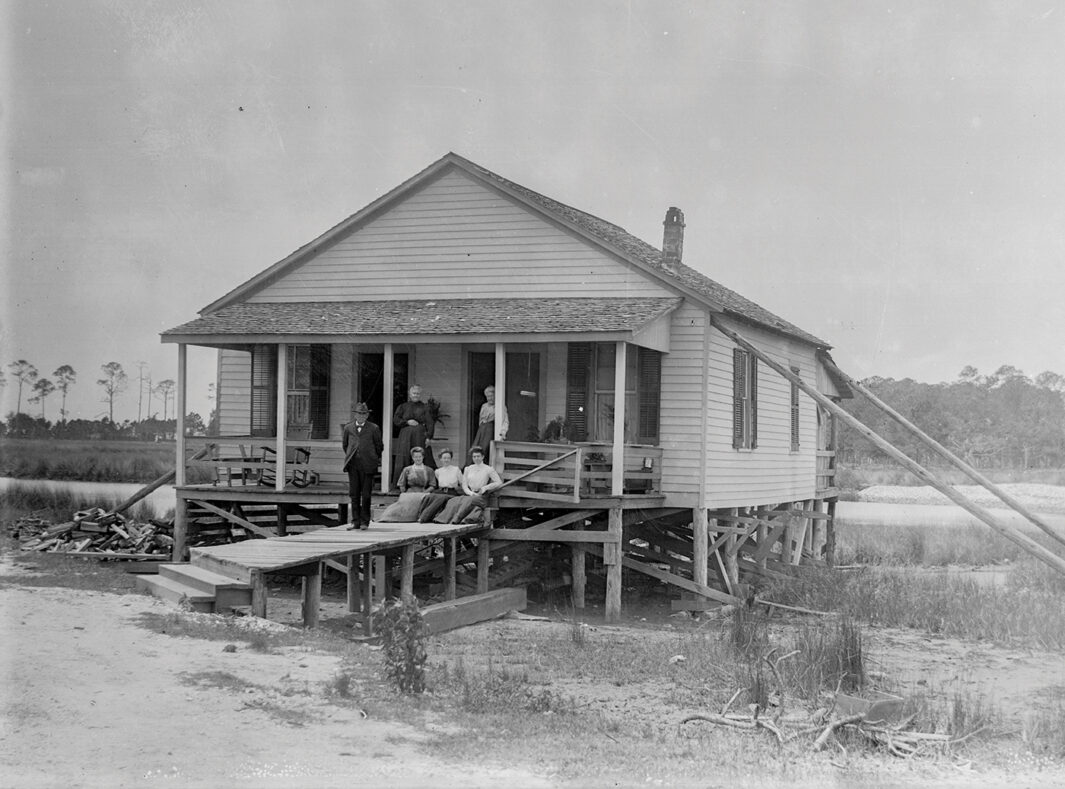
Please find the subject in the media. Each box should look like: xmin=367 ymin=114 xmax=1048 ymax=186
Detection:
xmin=605 ymin=507 xmax=623 ymax=622
xmin=302 ymin=563 xmax=322 ymax=628
xmin=346 ymin=554 xmax=360 ymax=613
xmin=250 ymin=570 xmax=268 ymax=618
xmin=693 ymin=507 xmax=708 ymax=588
xmin=361 ymin=553 xmax=374 ymax=636
xmin=401 ymin=543 xmax=415 ymax=602
xmin=444 ymin=537 xmax=457 ymax=601
xmin=725 ymin=507 xmax=740 ymax=586
xmin=477 ymin=538 xmax=490 ymax=594
xmin=571 ymin=522 xmax=586 ymax=608
xmin=171 ymin=496 xmax=188 ymax=562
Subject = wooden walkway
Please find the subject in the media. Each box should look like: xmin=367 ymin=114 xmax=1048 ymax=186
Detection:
xmin=190 ymin=521 xmax=488 ymax=631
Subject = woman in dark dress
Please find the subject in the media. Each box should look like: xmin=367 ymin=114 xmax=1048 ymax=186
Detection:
xmin=392 ymin=384 xmax=435 ymax=488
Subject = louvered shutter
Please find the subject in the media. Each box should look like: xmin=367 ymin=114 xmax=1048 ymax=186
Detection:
xmin=732 ymin=348 xmax=746 ymax=449
xmin=637 ymin=347 xmax=661 ymax=444
xmin=566 ymin=343 xmax=591 ymax=441
xmin=250 ymin=344 xmax=278 ymax=437
xmin=309 ymin=345 xmax=331 ymax=439
xmin=790 ymin=369 xmax=800 ymax=451
xmin=750 ymin=356 xmax=758 ymax=449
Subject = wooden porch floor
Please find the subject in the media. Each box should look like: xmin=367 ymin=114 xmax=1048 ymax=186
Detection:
xmin=191 ymin=521 xmax=485 ymax=579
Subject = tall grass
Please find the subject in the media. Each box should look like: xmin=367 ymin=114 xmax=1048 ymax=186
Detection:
xmin=768 ymin=563 xmax=1065 ymax=650
xmin=0 ymin=438 xmax=175 ymax=483
xmin=837 ymin=464 xmax=1065 ymax=494
xmin=835 ymin=521 xmax=1035 ymax=566
xmin=0 ymin=484 xmax=161 ymax=525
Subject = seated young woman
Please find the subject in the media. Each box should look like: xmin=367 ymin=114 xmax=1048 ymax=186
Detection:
xmin=396 ymin=446 xmax=436 ymax=493
xmin=417 ymin=448 xmax=462 ymax=522
xmin=431 ymin=446 xmax=503 ymax=524
xmin=377 ymin=447 xmax=435 ymax=523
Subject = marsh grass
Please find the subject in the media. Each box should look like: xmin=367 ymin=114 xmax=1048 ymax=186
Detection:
xmin=836 ymin=521 xmax=1035 ymax=566
xmin=0 ymin=438 xmax=178 ymax=483
xmin=837 ymin=464 xmax=1065 ymax=495
xmin=0 ymin=484 xmax=160 ymax=526
xmin=767 ymin=563 xmax=1065 ymax=649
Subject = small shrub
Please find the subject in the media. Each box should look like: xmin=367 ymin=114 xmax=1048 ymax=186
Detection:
xmin=329 ymin=670 xmax=355 ymax=699
xmin=379 ymin=598 xmax=428 ymax=694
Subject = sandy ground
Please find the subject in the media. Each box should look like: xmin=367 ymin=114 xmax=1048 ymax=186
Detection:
xmin=0 ymin=569 xmax=550 ymax=788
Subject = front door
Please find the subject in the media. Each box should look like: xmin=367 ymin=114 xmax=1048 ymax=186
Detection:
xmin=357 ymin=352 xmax=408 ymax=434
xmin=468 ymin=351 xmax=541 ymax=448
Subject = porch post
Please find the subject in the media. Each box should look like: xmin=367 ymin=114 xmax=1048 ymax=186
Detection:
xmin=175 ymin=344 xmax=187 ymax=487
xmin=611 ymin=341 xmax=627 ymax=496
xmin=382 ymin=343 xmax=394 ymax=492
xmin=274 ymin=343 xmax=288 ymax=491
xmin=493 ymin=343 xmax=505 ymax=445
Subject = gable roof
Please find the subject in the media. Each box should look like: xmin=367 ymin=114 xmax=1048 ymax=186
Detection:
xmin=199 ymin=153 xmax=828 ymax=347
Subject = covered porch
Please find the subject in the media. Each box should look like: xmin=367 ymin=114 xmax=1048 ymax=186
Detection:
xmin=163 ymin=297 xmax=678 ymax=559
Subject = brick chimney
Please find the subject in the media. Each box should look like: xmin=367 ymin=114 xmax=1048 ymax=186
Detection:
xmin=662 ymin=207 xmax=685 ymax=271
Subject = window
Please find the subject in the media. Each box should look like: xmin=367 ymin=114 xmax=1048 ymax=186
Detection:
xmin=790 ymin=366 xmax=801 ymax=452
xmin=250 ymin=344 xmax=277 ymax=437
xmin=732 ymin=348 xmax=758 ymax=449
xmin=250 ymin=344 xmax=331 ymax=438
xmin=566 ymin=343 xmax=661 ymax=444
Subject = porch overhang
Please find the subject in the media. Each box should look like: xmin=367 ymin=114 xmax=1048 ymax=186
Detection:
xmin=161 ymin=297 xmax=682 ymax=353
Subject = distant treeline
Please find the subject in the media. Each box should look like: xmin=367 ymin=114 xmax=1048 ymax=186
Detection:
xmin=1 ymin=412 xmax=214 ymax=441
xmin=839 ymin=366 xmax=1065 ymax=469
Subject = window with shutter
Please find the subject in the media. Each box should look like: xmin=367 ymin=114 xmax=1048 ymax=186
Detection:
xmin=790 ymin=367 xmax=800 ymax=452
xmin=732 ymin=348 xmax=757 ymax=449
xmin=250 ymin=344 xmax=277 ymax=437
xmin=566 ymin=343 xmax=591 ymax=441
xmin=309 ymin=345 xmax=331 ymax=439
xmin=637 ymin=347 xmax=661 ymax=444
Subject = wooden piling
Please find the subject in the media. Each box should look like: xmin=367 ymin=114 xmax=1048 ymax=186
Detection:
xmin=301 ymin=563 xmax=321 ymax=628
xmin=692 ymin=507 xmax=708 ymax=588
xmin=605 ymin=507 xmax=623 ymax=623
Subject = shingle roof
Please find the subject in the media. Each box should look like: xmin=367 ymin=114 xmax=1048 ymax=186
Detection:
xmin=454 ymin=155 xmax=827 ymax=347
xmin=163 ymin=297 xmax=683 ymax=338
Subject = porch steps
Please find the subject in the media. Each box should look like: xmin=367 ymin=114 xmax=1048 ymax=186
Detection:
xmin=136 ymin=563 xmax=253 ymax=613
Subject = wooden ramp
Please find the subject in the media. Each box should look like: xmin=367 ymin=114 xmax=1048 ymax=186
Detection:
xmin=179 ymin=521 xmax=489 ymax=631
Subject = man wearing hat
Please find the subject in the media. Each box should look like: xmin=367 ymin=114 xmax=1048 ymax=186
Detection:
xmin=341 ymin=402 xmax=383 ymax=530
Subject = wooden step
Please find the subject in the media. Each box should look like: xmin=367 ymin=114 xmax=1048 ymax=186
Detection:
xmin=159 ymin=564 xmax=253 ymax=609
xmin=188 ymin=549 xmax=253 ymax=583
xmin=135 ymin=575 xmax=215 ymax=613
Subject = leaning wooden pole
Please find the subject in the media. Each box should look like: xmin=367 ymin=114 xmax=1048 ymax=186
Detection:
xmin=710 ymin=317 xmax=1065 ymax=578
xmin=818 ymin=353 xmax=1065 ymax=549
xmin=105 ymin=445 xmax=211 ymax=517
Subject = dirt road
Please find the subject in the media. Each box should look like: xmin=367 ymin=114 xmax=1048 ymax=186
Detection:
xmin=0 ymin=579 xmax=549 ymax=788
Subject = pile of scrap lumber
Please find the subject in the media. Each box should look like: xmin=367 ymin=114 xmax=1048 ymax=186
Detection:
xmin=13 ymin=508 xmax=176 ymax=559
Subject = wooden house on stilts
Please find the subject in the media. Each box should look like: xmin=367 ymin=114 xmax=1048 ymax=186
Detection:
xmin=155 ymin=153 xmax=854 ymax=628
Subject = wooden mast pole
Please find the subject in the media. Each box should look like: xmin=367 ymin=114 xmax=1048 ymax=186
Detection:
xmin=710 ymin=317 xmax=1065 ymax=578
xmin=820 ymin=353 xmax=1065 ymax=549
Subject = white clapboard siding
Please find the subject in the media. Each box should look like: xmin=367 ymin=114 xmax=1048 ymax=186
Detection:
xmin=245 ymin=170 xmax=674 ymax=303
xmin=658 ymin=302 xmax=708 ymax=498
xmin=704 ymin=316 xmax=818 ymax=508
xmin=218 ymin=348 xmax=251 ymax=436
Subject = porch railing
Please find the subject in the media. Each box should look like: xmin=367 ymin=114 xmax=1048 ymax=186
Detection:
xmin=493 ymin=440 xmax=663 ymax=503
xmin=182 ymin=436 xmax=347 ymax=487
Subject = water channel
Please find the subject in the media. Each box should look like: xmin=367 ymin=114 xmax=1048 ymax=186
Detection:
xmin=3 ymin=476 xmax=1065 ymax=533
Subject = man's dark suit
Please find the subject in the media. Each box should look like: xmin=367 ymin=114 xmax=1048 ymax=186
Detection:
xmin=341 ymin=419 xmax=383 ymax=528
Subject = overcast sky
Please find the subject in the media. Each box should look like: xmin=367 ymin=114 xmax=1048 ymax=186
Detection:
xmin=2 ymin=1 xmax=1063 ymax=422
